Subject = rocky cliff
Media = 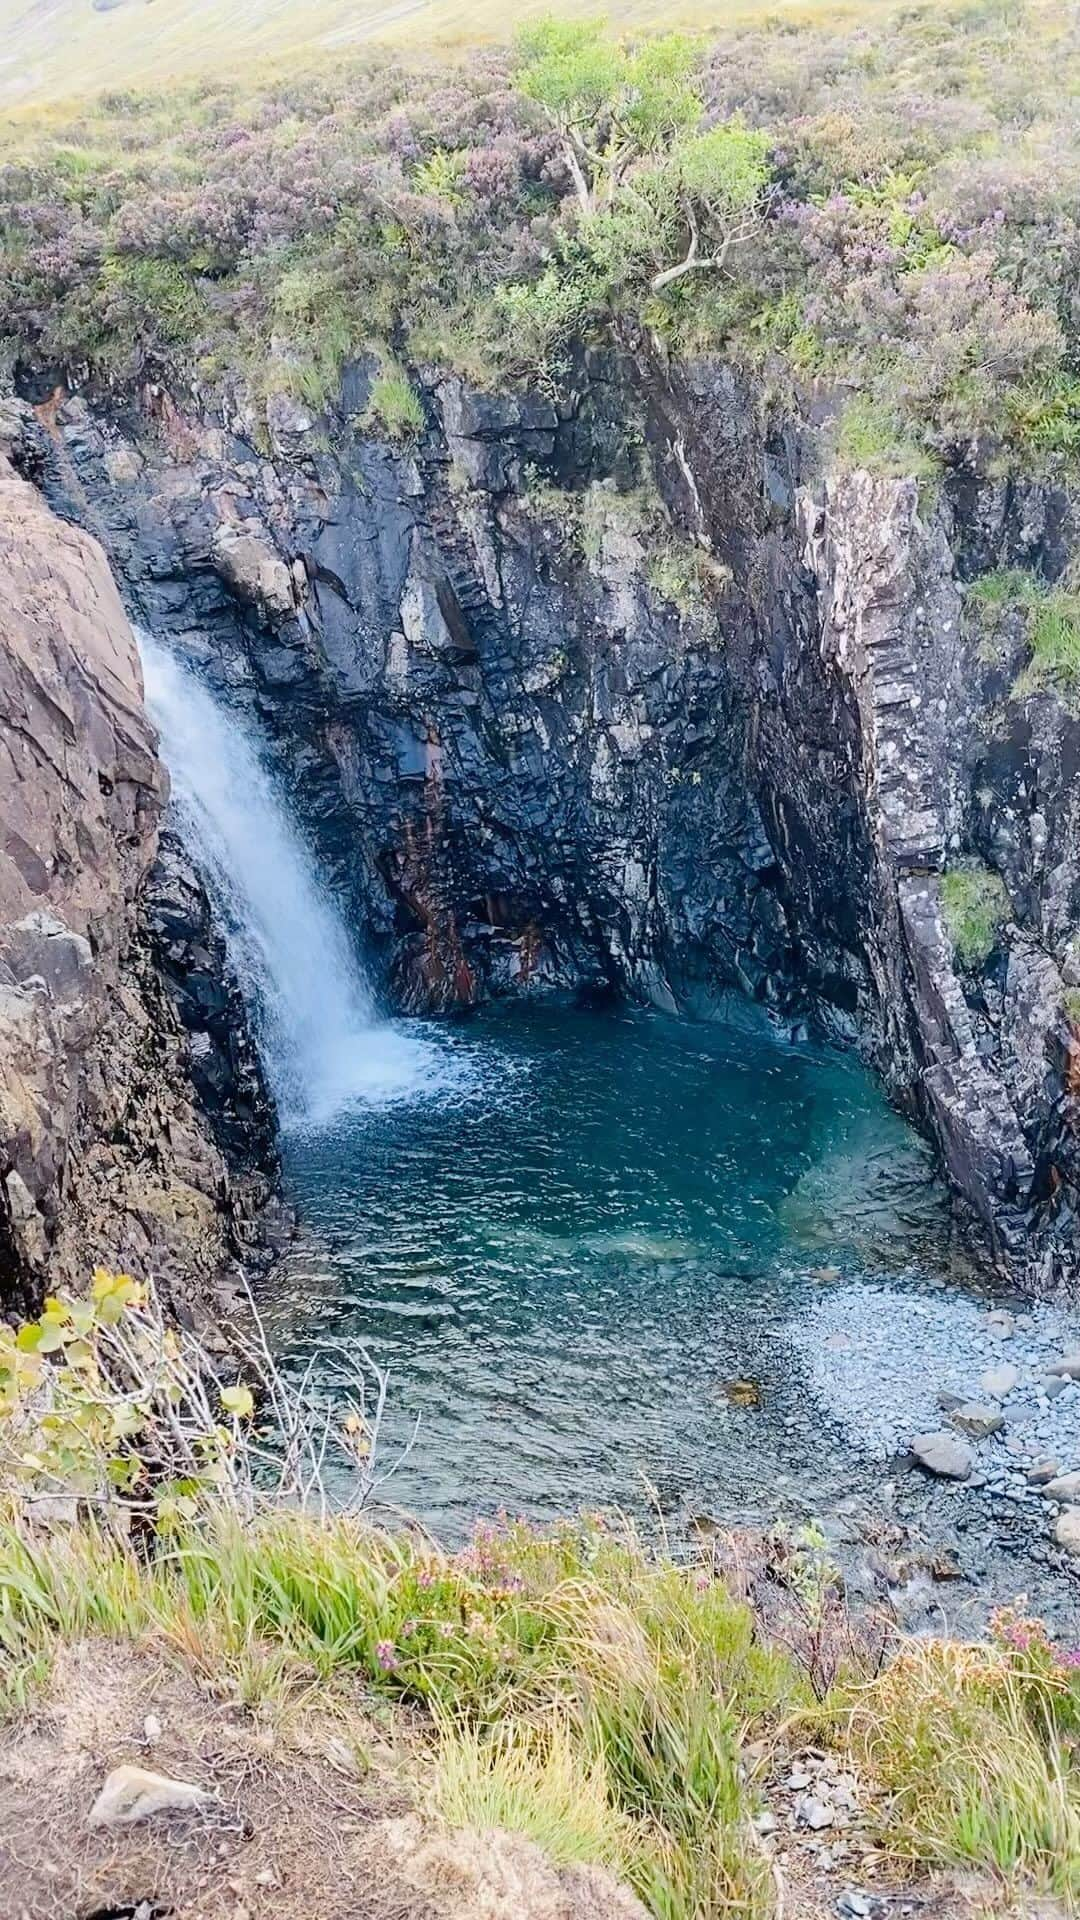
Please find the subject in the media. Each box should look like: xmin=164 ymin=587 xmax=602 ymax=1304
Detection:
xmin=0 ymin=402 xmax=278 ymax=1316
xmin=17 ymin=351 xmax=1080 ymax=1293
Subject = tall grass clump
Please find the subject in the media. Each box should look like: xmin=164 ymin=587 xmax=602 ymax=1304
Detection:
xmin=970 ymin=566 xmax=1080 ymax=699
xmin=362 ymin=362 xmax=425 ymax=441
xmin=940 ymin=863 xmax=1011 ymax=969
xmin=848 ymin=1618 xmax=1080 ymax=1900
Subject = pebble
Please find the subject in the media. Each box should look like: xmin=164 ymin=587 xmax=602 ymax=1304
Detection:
xmin=837 ymin=1896 xmax=871 ymax=1919
xmin=784 ymin=1284 xmax=1080 ymax=1465
xmin=981 ymin=1363 xmax=1019 ymax=1399
xmin=796 ymin=1794 xmax=835 ymax=1830
xmin=143 ymin=1714 xmax=162 ymax=1746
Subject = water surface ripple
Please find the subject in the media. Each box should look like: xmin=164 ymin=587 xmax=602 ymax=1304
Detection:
xmin=264 ymin=1001 xmax=959 ymax=1534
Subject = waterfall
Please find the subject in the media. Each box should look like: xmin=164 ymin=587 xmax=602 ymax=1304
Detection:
xmin=138 ymin=632 xmax=461 ymax=1129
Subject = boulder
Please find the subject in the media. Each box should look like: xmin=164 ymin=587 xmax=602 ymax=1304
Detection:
xmin=949 ymin=1402 xmax=1005 ymax=1439
xmin=1040 ymin=1470 xmax=1080 ymax=1503
xmin=211 ymin=519 xmax=296 ymax=621
xmin=1048 ymin=1353 xmax=1080 ymax=1380
xmin=911 ymin=1431 xmax=973 ymax=1480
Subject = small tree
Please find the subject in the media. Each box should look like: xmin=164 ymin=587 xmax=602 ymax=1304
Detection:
xmin=576 ymin=122 xmax=772 ymax=298
xmin=516 ymin=21 xmax=772 ymax=303
xmin=516 ymin=18 xmax=701 ymax=216
xmin=646 ymin=124 xmax=772 ymax=292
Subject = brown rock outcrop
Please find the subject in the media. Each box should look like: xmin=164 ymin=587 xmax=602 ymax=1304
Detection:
xmin=0 ymin=443 xmax=238 ymax=1310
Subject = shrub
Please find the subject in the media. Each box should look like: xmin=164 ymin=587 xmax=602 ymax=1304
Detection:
xmin=940 ymin=864 xmax=1011 ymax=970
xmin=492 ymin=256 xmax=606 ymax=383
xmin=646 ymin=543 xmax=719 ymax=617
xmin=0 ymin=1268 xmax=395 ymax=1532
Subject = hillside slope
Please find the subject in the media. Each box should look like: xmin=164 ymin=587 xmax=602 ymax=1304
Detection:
xmin=0 ymin=0 xmax=842 ymax=107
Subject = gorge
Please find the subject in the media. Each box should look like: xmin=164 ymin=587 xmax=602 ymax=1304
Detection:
xmin=9 ymin=12 xmax=1080 ymax=1910
xmin=4 ymin=345 xmax=1080 ymax=1622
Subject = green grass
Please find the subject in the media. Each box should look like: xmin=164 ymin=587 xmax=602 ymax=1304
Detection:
xmin=940 ymin=864 xmax=1011 ymax=970
xmin=833 ymin=394 xmax=940 ymax=481
xmin=3 ymin=1504 xmax=1080 ymax=1911
xmin=1019 ymin=590 xmax=1080 ymax=696
xmin=363 ymin=365 xmax=426 ymax=441
xmin=852 ymin=1634 xmax=1080 ymax=1900
xmin=968 ymin=569 xmax=1080 ymax=699
xmin=432 ymin=1716 xmax=639 ymax=1874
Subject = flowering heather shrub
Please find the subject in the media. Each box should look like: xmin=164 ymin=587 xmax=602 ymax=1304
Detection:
xmin=2 ymin=2 xmax=1080 ymax=467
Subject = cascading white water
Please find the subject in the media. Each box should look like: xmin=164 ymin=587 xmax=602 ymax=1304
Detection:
xmin=139 ymin=631 xmax=462 ymax=1129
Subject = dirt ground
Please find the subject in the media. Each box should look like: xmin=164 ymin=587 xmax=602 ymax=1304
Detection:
xmin=0 ymin=1640 xmax=642 ymax=1920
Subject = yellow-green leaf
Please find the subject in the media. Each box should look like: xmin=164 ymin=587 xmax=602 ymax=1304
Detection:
xmin=220 ymin=1384 xmax=254 ymax=1419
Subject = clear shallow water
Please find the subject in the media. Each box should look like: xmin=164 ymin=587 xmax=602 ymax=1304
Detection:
xmin=262 ymin=1000 xmax=959 ymax=1536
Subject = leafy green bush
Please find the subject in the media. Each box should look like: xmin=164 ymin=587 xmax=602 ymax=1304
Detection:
xmin=493 ymin=257 xmax=607 ymax=384
xmin=940 ymin=864 xmax=1011 ymax=970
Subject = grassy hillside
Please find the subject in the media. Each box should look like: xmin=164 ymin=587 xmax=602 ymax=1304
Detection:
xmin=3 ymin=0 xmax=1080 ymax=487
xmin=0 ymin=0 xmax=867 ymax=110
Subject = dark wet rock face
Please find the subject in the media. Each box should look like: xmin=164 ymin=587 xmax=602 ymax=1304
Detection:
xmin=24 ymin=351 xmax=1080 ymax=1294
xmin=142 ymin=832 xmax=278 ymax=1179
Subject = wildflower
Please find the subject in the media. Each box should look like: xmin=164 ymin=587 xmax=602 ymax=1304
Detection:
xmin=375 ymin=1639 xmax=398 ymax=1672
xmin=400 ymin=1618 xmax=417 ymax=1639
xmin=1059 ymin=1646 xmax=1080 ymax=1670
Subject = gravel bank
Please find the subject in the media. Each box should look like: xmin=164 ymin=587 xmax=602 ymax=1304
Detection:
xmin=781 ymin=1280 xmax=1080 ymax=1550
